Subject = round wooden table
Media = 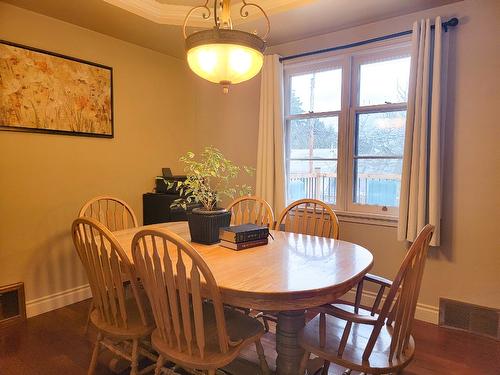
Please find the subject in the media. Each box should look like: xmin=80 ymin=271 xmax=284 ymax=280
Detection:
xmin=113 ymin=222 xmax=373 ymax=375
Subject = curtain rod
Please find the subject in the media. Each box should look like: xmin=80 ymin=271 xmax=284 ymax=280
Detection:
xmin=279 ymin=17 xmax=459 ymax=63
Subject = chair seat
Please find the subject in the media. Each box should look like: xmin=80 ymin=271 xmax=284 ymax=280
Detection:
xmin=90 ymin=294 xmax=154 ymax=339
xmin=152 ymin=302 xmax=264 ymax=370
xmin=300 ymin=304 xmax=415 ymax=374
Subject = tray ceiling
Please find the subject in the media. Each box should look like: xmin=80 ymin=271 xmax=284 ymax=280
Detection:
xmin=3 ymin=0 xmax=462 ymax=59
xmin=102 ymin=0 xmax=314 ymax=26
xmin=155 ymin=1 xmax=209 ymax=5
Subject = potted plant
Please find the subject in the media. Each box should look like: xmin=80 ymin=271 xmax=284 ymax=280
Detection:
xmin=168 ymin=146 xmax=253 ymax=244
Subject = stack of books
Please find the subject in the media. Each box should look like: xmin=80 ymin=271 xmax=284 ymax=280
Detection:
xmin=219 ymin=223 xmax=269 ymax=250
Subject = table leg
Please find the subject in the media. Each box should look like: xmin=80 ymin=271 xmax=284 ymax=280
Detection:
xmin=276 ymin=310 xmax=306 ymax=375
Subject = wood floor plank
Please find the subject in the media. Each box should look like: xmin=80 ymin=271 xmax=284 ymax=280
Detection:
xmin=0 ymin=299 xmax=498 ymax=375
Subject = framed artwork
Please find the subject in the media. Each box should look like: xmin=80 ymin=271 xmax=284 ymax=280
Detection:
xmin=0 ymin=40 xmax=113 ymax=138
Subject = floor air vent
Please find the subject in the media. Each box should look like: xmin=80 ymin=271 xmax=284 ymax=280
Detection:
xmin=439 ymin=298 xmax=499 ymax=340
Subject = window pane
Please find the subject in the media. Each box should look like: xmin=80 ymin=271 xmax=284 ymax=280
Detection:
xmin=356 ymin=111 xmax=406 ymax=157
xmin=289 ymin=117 xmax=338 ymax=159
xmin=288 ymin=160 xmax=337 ymax=204
xmin=359 ymin=56 xmax=410 ymax=106
xmin=290 ymin=69 xmax=342 ymax=114
xmin=354 ymin=158 xmax=402 ymax=206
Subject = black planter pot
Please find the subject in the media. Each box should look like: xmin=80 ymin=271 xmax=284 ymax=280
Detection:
xmin=187 ymin=208 xmax=231 ymax=245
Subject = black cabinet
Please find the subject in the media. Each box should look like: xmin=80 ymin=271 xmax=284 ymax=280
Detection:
xmin=143 ymin=193 xmax=200 ymax=225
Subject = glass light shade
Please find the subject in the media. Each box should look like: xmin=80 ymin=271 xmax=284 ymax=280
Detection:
xmin=185 ymin=29 xmax=266 ymax=89
xmin=187 ymin=43 xmax=264 ymax=85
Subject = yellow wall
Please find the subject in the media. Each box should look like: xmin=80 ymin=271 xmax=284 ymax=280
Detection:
xmin=1 ymin=0 xmax=499 ymax=321
xmin=196 ymin=0 xmax=500 ymax=317
xmin=0 ymin=3 xmax=197 ymax=310
xmin=192 ymin=77 xmax=261 ymax=204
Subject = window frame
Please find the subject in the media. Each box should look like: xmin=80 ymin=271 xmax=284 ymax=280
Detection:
xmin=284 ymin=56 xmax=349 ymax=211
xmin=348 ymin=46 xmax=411 ymax=216
xmin=283 ymin=39 xmax=411 ymax=222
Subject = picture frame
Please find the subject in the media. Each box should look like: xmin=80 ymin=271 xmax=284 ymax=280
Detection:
xmin=0 ymin=39 xmax=114 ymax=138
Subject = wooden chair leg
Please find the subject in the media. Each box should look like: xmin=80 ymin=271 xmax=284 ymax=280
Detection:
xmin=130 ymin=339 xmax=139 ymax=375
xmin=207 ymin=370 xmax=216 ymax=375
xmin=262 ymin=316 xmax=270 ymax=333
xmin=154 ymin=354 xmax=164 ymax=375
xmin=298 ymin=350 xmax=310 ymax=375
xmin=321 ymin=360 xmax=330 ymax=375
xmin=255 ymin=312 xmax=270 ymax=333
xmin=84 ymin=301 xmax=94 ymax=334
xmin=255 ymin=339 xmax=270 ymax=375
xmin=87 ymin=332 xmax=102 ymax=375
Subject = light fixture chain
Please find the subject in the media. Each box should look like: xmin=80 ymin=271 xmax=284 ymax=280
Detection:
xmin=220 ymin=0 xmax=232 ymax=29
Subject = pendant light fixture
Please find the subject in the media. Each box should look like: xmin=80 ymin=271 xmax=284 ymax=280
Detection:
xmin=183 ymin=0 xmax=270 ymax=93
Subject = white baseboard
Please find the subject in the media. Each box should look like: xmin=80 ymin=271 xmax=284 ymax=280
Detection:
xmin=26 ymin=284 xmax=92 ymax=318
xmin=344 ymin=289 xmax=439 ymax=324
xmin=24 ymin=284 xmax=439 ymax=324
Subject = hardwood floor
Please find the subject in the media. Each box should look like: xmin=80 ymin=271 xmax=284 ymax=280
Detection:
xmin=0 ymin=299 xmax=498 ymax=375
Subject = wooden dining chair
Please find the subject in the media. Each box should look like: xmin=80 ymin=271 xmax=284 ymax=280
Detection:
xmin=131 ymin=228 xmax=270 ymax=375
xmin=79 ymin=196 xmax=138 ymax=232
xmin=226 ymin=196 xmax=275 ymax=314
xmin=79 ymin=196 xmax=139 ymax=333
xmin=298 ymin=224 xmax=435 ymax=375
xmin=71 ymin=217 xmax=156 ymax=375
xmin=276 ymin=199 xmax=340 ymax=239
xmin=227 ymin=196 xmax=275 ymax=228
xmin=258 ymin=199 xmax=340 ymax=332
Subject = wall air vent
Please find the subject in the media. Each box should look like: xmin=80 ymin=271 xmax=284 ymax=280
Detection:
xmin=439 ymin=298 xmax=499 ymax=340
xmin=0 ymin=282 xmax=26 ymax=329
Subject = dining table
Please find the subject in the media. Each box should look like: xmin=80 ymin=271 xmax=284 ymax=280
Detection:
xmin=112 ymin=221 xmax=373 ymax=375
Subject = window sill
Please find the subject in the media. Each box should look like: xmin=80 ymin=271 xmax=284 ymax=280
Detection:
xmin=334 ymin=210 xmax=398 ymax=228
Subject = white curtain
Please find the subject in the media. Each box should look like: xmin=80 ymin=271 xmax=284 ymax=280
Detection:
xmin=398 ymin=17 xmax=447 ymax=246
xmin=255 ymin=55 xmax=286 ymax=216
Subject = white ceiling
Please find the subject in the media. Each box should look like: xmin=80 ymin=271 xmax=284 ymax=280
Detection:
xmin=2 ymin=0 xmax=462 ymax=59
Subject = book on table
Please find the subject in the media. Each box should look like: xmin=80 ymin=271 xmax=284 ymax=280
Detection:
xmin=219 ymin=223 xmax=269 ymax=243
xmin=219 ymin=224 xmax=269 ymax=250
xmin=219 ymin=238 xmax=269 ymax=250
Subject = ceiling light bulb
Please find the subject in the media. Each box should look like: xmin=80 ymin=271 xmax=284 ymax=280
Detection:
xmin=230 ymin=48 xmax=253 ymax=74
xmin=197 ymin=49 xmax=218 ymax=73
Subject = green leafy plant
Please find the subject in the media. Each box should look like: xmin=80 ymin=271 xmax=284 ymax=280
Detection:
xmin=168 ymin=146 xmax=254 ymax=211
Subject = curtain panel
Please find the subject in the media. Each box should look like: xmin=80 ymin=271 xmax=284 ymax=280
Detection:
xmin=255 ymin=55 xmax=286 ymax=216
xmin=398 ymin=17 xmax=447 ymax=246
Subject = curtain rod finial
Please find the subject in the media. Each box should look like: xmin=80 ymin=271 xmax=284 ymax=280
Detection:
xmin=447 ymin=17 xmax=459 ymax=27
xmin=443 ymin=17 xmax=459 ymax=32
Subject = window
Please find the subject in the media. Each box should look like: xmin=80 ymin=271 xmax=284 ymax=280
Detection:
xmin=284 ymin=43 xmax=411 ymax=218
xmin=286 ymin=66 xmax=342 ymax=205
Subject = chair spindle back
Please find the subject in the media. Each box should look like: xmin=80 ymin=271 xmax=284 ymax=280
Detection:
xmin=132 ymin=229 xmax=229 ymax=359
xmin=276 ymin=199 xmax=339 ymax=239
xmin=227 ymin=196 xmax=275 ymax=228
xmin=72 ymin=217 xmax=145 ymax=329
xmin=79 ymin=196 xmax=138 ymax=232
xmin=363 ymin=224 xmax=435 ymax=361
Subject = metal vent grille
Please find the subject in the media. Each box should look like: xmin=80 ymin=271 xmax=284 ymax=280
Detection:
xmin=0 ymin=282 xmax=26 ymax=329
xmin=439 ymin=298 xmax=499 ymax=340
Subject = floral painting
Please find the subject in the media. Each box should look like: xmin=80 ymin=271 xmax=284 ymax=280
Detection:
xmin=0 ymin=41 xmax=113 ymax=137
